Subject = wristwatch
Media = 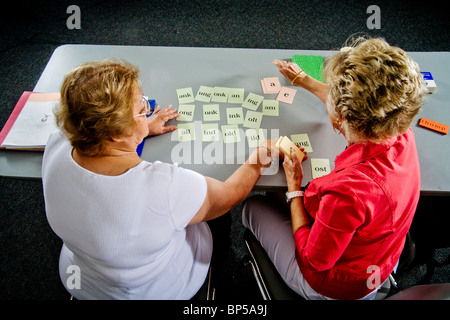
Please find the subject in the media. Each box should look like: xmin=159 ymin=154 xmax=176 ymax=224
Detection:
xmin=285 ymin=190 xmax=304 ymax=203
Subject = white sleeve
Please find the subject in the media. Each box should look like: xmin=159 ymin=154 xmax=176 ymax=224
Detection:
xmin=168 ymin=165 xmax=207 ymax=230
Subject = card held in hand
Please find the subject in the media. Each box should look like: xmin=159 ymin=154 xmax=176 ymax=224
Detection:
xmin=276 ymin=136 xmax=305 ymax=162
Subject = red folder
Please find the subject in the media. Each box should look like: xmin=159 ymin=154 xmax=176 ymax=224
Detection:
xmin=0 ymin=91 xmax=60 ymax=149
xmin=0 ymin=91 xmax=33 ymax=147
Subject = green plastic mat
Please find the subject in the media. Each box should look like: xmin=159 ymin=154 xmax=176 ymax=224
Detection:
xmin=291 ymin=55 xmax=325 ymax=82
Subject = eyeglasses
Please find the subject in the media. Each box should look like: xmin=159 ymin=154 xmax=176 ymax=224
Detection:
xmin=133 ymin=96 xmax=152 ymax=118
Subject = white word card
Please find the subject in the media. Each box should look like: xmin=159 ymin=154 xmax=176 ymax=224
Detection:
xmin=203 ymin=104 xmax=220 ymax=121
xmin=226 ymin=107 xmax=244 ymax=125
xmin=212 ymin=87 xmax=230 ymax=103
xmin=228 ymin=88 xmax=245 ymax=104
xmin=195 ymin=86 xmax=214 ymax=102
xmin=177 ymin=123 xmax=196 ymax=142
xmin=311 ymin=158 xmax=331 ymax=179
xmin=221 ymin=124 xmax=241 ymax=143
xmin=177 ymin=104 xmax=195 ymax=121
xmin=246 ymin=128 xmax=265 ymax=148
xmin=201 ymin=123 xmax=220 ymax=142
xmin=242 ymin=93 xmax=264 ymax=111
xmin=290 ymin=133 xmax=313 ymax=153
xmin=176 ymin=87 xmax=195 ymax=104
xmin=262 ymin=100 xmax=279 ymax=116
xmin=243 ymin=110 xmax=263 ymax=129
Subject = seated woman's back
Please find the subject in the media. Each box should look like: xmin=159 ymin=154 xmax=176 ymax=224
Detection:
xmin=43 ymin=132 xmax=211 ymax=299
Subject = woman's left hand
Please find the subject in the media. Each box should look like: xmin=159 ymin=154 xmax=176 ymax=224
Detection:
xmin=147 ymin=105 xmax=180 ymax=136
xmin=273 ymin=59 xmax=305 ymax=86
xmin=283 ymin=148 xmax=307 ymax=191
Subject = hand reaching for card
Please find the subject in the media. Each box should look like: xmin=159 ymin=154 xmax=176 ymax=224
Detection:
xmin=273 ymin=59 xmax=306 ymax=86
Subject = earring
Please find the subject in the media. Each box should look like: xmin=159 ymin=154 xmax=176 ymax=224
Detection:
xmin=333 ymin=120 xmax=342 ymax=134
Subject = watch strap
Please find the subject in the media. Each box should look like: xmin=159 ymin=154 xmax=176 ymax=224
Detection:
xmin=286 ymin=190 xmax=304 ymax=202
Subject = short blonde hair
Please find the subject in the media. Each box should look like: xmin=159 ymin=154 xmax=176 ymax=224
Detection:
xmin=56 ymin=60 xmax=140 ymax=156
xmin=324 ymin=37 xmax=428 ymax=143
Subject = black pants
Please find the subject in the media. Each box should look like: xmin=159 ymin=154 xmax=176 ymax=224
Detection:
xmin=191 ymin=213 xmax=232 ymax=300
xmin=207 ymin=212 xmax=232 ymax=266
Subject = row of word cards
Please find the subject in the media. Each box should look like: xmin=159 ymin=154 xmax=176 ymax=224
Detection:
xmin=176 ymin=103 xmax=279 ymax=123
xmin=176 ymin=122 xmax=265 ymax=147
xmin=176 ymin=81 xmax=297 ymax=106
xmin=176 ymin=123 xmax=331 ymax=178
xmin=177 ymin=87 xmax=246 ymax=104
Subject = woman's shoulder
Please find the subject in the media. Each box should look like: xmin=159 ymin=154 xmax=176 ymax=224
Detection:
xmin=43 ymin=132 xmax=72 ymax=169
xmin=138 ymin=161 xmax=206 ymax=185
xmin=309 ymin=166 xmax=371 ymax=188
xmin=306 ymin=167 xmax=381 ymax=206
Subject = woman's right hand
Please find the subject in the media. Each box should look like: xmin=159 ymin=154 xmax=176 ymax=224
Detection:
xmin=247 ymin=139 xmax=278 ymax=168
xmin=147 ymin=105 xmax=180 ymax=136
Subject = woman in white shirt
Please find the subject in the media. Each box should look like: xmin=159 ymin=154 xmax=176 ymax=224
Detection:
xmin=42 ymin=60 xmax=274 ymax=299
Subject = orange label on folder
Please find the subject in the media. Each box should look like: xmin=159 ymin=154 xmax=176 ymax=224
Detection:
xmin=419 ymin=118 xmax=449 ymax=135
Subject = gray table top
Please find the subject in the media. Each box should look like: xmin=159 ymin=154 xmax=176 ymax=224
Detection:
xmin=1 ymin=45 xmax=449 ymax=194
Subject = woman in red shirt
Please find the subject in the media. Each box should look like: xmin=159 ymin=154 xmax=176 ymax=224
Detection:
xmin=243 ymin=37 xmax=428 ymax=299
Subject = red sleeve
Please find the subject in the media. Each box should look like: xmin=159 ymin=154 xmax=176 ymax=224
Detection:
xmin=294 ymin=185 xmax=366 ymax=272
